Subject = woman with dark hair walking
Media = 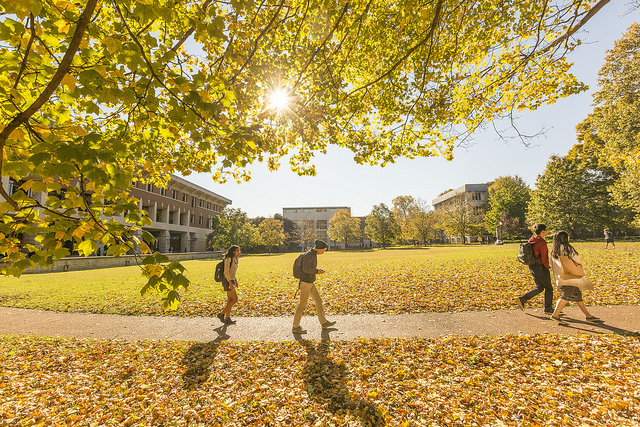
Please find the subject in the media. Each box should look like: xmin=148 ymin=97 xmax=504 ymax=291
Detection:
xmin=218 ymin=245 xmax=240 ymax=324
xmin=549 ymin=231 xmax=602 ymax=323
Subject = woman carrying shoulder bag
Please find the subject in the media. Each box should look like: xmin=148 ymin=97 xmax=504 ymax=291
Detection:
xmin=217 ymin=245 xmax=240 ymax=324
xmin=549 ymin=231 xmax=602 ymax=323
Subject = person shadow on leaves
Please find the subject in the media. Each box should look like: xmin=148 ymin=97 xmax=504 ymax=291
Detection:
xmin=181 ymin=324 xmax=230 ymax=389
xmin=296 ymin=334 xmax=385 ymax=426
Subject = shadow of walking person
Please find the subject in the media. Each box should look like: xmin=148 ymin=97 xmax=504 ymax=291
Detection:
xmin=181 ymin=324 xmax=230 ymax=389
xmin=296 ymin=335 xmax=385 ymax=426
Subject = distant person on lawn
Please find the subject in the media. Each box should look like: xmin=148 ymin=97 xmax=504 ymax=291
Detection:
xmin=516 ymin=223 xmax=554 ymax=315
xmin=292 ymin=240 xmax=336 ymax=334
xmin=549 ymin=231 xmax=601 ymax=323
xmin=218 ymin=245 xmax=240 ymax=324
xmin=604 ymin=228 xmax=615 ymax=249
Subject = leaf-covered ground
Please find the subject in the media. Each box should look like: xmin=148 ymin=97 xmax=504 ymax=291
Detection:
xmin=1 ymin=333 xmax=639 ymax=426
xmin=1 ymin=243 xmax=639 ymax=317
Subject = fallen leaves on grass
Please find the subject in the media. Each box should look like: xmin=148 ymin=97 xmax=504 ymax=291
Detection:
xmin=1 ymin=334 xmax=640 ymax=426
xmin=1 ymin=243 xmax=639 ymax=317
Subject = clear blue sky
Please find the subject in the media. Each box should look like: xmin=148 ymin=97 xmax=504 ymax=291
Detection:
xmin=181 ymin=2 xmax=639 ymax=218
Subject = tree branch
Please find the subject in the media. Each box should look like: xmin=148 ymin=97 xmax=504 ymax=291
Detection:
xmin=0 ymin=0 xmax=98 ymax=147
xmin=292 ymin=1 xmax=350 ymax=89
xmin=346 ymin=0 xmax=444 ymax=98
xmin=232 ymin=1 xmax=286 ymax=83
xmin=114 ymin=3 xmax=220 ymax=131
xmin=13 ymin=13 xmax=36 ymax=89
xmin=168 ymin=0 xmax=215 ymax=53
xmin=541 ymin=0 xmax=610 ymax=54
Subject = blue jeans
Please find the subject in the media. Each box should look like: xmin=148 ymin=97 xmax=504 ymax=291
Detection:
xmin=521 ymin=263 xmax=553 ymax=312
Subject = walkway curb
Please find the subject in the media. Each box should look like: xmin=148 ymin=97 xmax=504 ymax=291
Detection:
xmin=2 ymin=305 xmax=640 ymax=342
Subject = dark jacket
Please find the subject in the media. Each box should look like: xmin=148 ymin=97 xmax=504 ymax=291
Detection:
xmin=301 ymin=249 xmax=319 ymax=283
xmin=529 ymin=235 xmax=550 ymax=269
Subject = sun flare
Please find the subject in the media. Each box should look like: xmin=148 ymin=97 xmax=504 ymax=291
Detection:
xmin=269 ymin=88 xmax=290 ymax=112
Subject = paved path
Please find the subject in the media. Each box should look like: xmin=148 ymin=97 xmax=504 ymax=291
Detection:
xmin=1 ymin=305 xmax=639 ymax=342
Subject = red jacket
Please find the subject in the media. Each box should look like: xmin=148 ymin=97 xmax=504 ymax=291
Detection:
xmin=528 ymin=235 xmax=550 ymax=269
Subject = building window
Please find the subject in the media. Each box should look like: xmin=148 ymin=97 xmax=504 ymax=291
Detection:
xmin=192 ymin=197 xmax=196 ymax=208
xmin=316 ymin=208 xmax=327 ymax=212
xmin=191 ymin=214 xmax=194 ymax=223
xmin=171 ymin=190 xmax=177 ymax=199
xmin=317 ymin=220 xmax=327 ymax=230
xmin=169 ymin=211 xmax=174 ymax=224
xmin=8 ymin=178 xmax=32 ymax=197
xmin=199 ymin=216 xmax=203 ymax=225
xmin=182 ymin=193 xmax=187 ymax=202
xmin=304 ymin=220 xmax=314 ymax=229
xmin=159 ymin=187 xmax=166 ymax=196
xmin=145 ymin=183 xmax=152 ymax=192
xmin=199 ymin=199 xmax=204 ymax=207
xmin=156 ymin=208 xmax=163 ymax=223
xmin=472 ymin=192 xmax=482 ymax=201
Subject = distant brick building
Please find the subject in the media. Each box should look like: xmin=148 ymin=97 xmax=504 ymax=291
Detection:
xmin=132 ymin=175 xmax=231 ymax=253
xmin=1 ymin=174 xmax=231 ymax=254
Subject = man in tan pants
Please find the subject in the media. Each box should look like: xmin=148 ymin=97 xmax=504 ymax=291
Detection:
xmin=292 ymin=240 xmax=336 ymax=334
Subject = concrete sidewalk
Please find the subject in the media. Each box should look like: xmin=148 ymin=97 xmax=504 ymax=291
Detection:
xmin=1 ymin=305 xmax=639 ymax=342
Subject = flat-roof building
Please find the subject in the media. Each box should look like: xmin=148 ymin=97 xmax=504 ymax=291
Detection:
xmin=132 ymin=175 xmax=232 ymax=253
xmin=432 ymin=184 xmax=491 ymax=211
xmin=1 ymin=174 xmax=232 ymax=254
xmin=283 ymin=206 xmax=350 ymax=249
xmin=432 ymin=183 xmax=491 ymax=244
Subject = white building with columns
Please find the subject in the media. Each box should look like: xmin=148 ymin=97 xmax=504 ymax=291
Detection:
xmin=131 ymin=175 xmax=231 ymax=253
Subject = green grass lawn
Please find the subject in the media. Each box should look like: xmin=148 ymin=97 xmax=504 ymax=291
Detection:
xmin=1 ymin=243 xmax=639 ymax=316
xmin=1 ymin=334 xmax=639 ymax=426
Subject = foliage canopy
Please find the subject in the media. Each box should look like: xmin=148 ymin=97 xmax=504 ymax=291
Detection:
xmin=0 ymin=0 xmax=614 ymax=306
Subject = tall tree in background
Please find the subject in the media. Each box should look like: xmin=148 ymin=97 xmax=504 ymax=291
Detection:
xmin=365 ymin=204 xmax=400 ymax=249
xmin=328 ymin=209 xmax=361 ymax=250
xmin=257 ymin=218 xmax=286 ymax=254
xmin=208 ymin=208 xmax=257 ymax=250
xmin=577 ymin=22 xmax=640 ymax=223
xmin=484 ymin=176 xmax=531 ymax=238
xmin=407 ymin=199 xmax=435 ymax=245
xmin=527 ymin=152 xmax=632 ymax=238
xmin=392 ymin=195 xmax=416 ymax=244
xmin=0 ymin=0 xmax=620 ymax=307
xmin=441 ymin=197 xmax=484 ymax=244
xmin=273 ymin=213 xmax=299 ymax=249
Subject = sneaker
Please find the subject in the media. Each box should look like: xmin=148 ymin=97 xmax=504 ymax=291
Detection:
xmin=217 ymin=313 xmax=225 ymax=323
xmin=515 ymin=297 xmax=524 ymax=311
xmin=586 ymin=316 xmax=603 ymax=323
xmin=224 ymin=317 xmax=236 ymax=324
xmin=292 ymin=326 xmax=307 ymax=334
xmin=550 ymin=315 xmax=562 ymax=322
xmin=321 ymin=320 xmax=337 ymax=329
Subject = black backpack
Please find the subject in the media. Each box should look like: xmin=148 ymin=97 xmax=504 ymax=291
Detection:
xmin=517 ymin=242 xmax=538 ymax=266
xmin=292 ymin=250 xmax=310 ymax=279
xmin=214 ymin=259 xmax=225 ymax=282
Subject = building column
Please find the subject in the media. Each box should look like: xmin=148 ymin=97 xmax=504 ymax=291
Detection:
xmin=162 ymin=205 xmax=170 ymax=223
xmin=151 ymin=201 xmax=158 ymax=223
xmin=180 ymin=232 xmax=191 ymax=252
xmin=158 ymin=230 xmax=170 ymax=253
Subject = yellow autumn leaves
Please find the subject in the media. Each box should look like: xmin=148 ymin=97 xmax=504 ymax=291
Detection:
xmin=1 ymin=334 xmax=639 ymax=425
